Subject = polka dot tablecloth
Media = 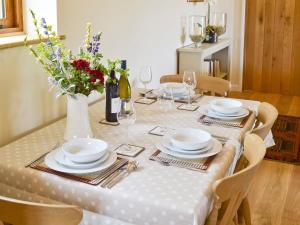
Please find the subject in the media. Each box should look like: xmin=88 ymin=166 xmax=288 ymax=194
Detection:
xmin=0 ymin=95 xmax=260 ymax=225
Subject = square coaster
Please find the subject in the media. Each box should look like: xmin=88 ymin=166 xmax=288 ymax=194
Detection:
xmin=177 ymin=104 xmax=199 ymax=111
xmin=139 ymin=89 xmax=153 ymax=96
xmin=99 ymin=119 xmax=120 ymax=126
xmin=114 ymin=144 xmax=145 ymax=157
xmin=144 ymin=91 xmax=157 ymax=99
xmin=135 ymin=97 xmax=157 ymax=105
xmin=148 ymin=126 xmax=175 ymax=136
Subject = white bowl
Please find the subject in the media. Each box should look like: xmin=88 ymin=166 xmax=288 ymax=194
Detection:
xmin=62 ymin=138 xmax=108 ymax=163
xmin=170 ymin=128 xmax=212 ymax=150
xmin=210 ymin=99 xmax=242 ymax=114
xmin=161 ymin=83 xmax=187 ymax=95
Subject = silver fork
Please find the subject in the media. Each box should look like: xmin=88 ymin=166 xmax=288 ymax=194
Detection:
xmin=103 ymin=161 xmax=139 ymax=189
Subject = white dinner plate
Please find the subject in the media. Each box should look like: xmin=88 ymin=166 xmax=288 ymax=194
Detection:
xmin=161 ymin=83 xmax=187 ymax=95
xmin=161 ymin=138 xmax=213 ymax=155
xmin=45 ymin=150 xmax=117 ymax=174
xmin=200 ymin=105 xmax=249 ymax=121
xmin=209 ymin=108 xmax=249 ymax=117
xmin=54 ymin=149 xmax=109 ymax=169
xmin=152 ymin=89 xmax=195 ymax=100
xmin=156 ymin=138 xmax=222 ymax=159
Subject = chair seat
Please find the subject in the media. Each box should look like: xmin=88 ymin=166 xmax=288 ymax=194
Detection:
xmin=0 ymin=182 xmax=135 ymax=225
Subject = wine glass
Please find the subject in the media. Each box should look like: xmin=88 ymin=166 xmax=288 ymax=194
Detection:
xmin=189 ymin=15 xmax=206 ymax=48
xmin=139 ymin=66 xmax=152 ymax=98
xmin=117 ymin=99 xmax=136 ymax=151
xmin=158 ymin=84 xmax=174 ymax=111
xmin=183 ymin=71 xmax=197 ymax=106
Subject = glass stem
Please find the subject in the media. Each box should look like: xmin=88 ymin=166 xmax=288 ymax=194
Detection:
xmin=126 ymin=124 xmax=130 ymax=150
xmin=144 ymin=83 xmax=147 ymax=99
xmin=188 ymin=87 xmax=191 ymax=105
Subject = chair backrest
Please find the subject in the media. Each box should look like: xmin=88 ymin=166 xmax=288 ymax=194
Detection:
xmin=252 ymin=102 xmax=278 ymax=140
xmin=197 ymin=75 xmax=231 ymax=97
xmin=205 ymin=134 xmax=266 ymax=225
xmin=0 ymin=196 xmax=83 ymax=225
xmin=160 ymin=74 xmax=231 ymax=97
xmin=160 ymin=74 xmax=183 ymax=83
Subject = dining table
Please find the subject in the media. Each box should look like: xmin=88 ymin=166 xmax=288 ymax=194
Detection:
xmin=0 ymin=91 xmax=264 ymax=225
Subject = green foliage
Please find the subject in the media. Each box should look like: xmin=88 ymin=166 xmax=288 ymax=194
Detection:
xmin=106 ymin=59 xmax=130 ymax=84
xmin=25 ymin=10 xmax=106 ymax=98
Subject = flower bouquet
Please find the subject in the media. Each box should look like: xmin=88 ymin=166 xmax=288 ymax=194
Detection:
xmin=25 ymin=10 xmax=108 ymax=140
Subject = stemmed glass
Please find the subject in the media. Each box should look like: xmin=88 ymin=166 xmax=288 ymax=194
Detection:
xmin=158 ymin=85 xmax=174 ymax=111
xmin=189 ymin=15 xmax=206 ymax=48
xmin=210 ymin=12 xmax=227 ymax=36
xmin=139 ymin=66 xmax=152 ymax=98
xmin=183 ymin=71 xmax=197 ymax=106
xmin=117 ymin=99 xmax=136 ymax=151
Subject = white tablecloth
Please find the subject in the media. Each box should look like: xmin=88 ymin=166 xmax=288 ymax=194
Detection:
xmin=0 ymin=95 xmax=260 ymax=225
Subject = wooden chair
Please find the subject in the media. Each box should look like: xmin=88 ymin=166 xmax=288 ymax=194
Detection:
xmin=251 ymin=102 xmax=278 ymax=140
xmin=197 ymin=75 xmax=231 ymax=97
xmin=205 ymin=134 xmax=266 ymax=225
xmin=0 ymin=195 xmax=83 ymax=225
xmin=160 ymin=74 xmax=231 ymax=97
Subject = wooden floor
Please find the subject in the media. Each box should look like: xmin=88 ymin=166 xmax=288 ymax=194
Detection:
xmin=229 ymin=91 xmax=300 ymax=117
xmin=229 ymin=91 xmax=300 ymax=225
xmin=248 ymin=160 xmax=300 ymax=225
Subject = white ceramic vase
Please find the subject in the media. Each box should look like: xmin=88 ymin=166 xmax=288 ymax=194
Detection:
xmin=64 ymin=94 xmax=94 ymax=140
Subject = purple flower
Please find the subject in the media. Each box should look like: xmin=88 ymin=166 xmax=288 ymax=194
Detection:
xmin=55 ymin=47 xmax=62 ymax=60
xmin=46 ymin=40 xmax=52 ymax=47
xmin=41 ymin=18 xmax=47 ymax=28
xmin=87 ymin=33 xmax=102 ymax=55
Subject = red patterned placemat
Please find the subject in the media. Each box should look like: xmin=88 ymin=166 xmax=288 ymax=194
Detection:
xmin=28 ymin=154 xmax=128 ymax=186
xmin=198 ymin=110 xmax=254 ymax=129
xmin=149 ymin=150 xmax=215 ymax=171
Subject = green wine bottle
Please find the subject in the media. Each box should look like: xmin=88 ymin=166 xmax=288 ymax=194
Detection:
xmin=119 ymin=60 xmax=131 ymax=114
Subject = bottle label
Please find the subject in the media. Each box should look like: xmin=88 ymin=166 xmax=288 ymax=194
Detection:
xmin=111 ymin=97 xmax=120 ymax=113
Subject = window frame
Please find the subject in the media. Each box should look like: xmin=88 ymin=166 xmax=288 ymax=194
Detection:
xmin=0 ymin=0 xmax=23 ymax=35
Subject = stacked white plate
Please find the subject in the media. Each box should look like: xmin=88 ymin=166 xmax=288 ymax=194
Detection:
xmin=201 ymin=99 xmax=249 ymax=121
xmin=156 ymin=128 xmax=222 ymax=159
xmin=44 ymin=138 xmax=117 ymax=174
xmin=155 ymin=83 xmax=195 ymax=100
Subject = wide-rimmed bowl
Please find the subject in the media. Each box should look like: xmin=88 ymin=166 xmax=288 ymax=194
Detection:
xmin=210 ymin=99 xmax=242 ymax=114
xmin=62 ymin=138 xmax=108 ymax=163
xmin=170 ymin=128 xmax=212 ymax=150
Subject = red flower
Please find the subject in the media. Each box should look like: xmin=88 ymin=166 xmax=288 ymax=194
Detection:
xmin=89 ymin=69 xmax=104 ymax=84
xmin=85 ymin=68 xmax=91 ymax=74
xmin=90 ymin=77 xmax=97 ymax=83
xmin=71 ymin=59 xmax=90 ymax=70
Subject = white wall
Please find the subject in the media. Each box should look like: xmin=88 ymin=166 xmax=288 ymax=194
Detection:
xmin=0 ymin=0 xmax=245 ymax=146
xmin=0 ymin=0 xmax=63 ymax=147
xmin=57 ymin=0 xmax=244 ymax=89
xmin=23 ymin=0 xmax=57 ymax=37
xmin=0 ymin=47 xmax=66 ymax=146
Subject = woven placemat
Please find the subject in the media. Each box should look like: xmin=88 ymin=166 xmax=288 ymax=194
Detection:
xmin=198 ymin=110 xmax=253 ymax=129
xmin=149 ymin=150 xmax=215 ymax=171
xmin=28 ymin=154 xmax=128 ymax=186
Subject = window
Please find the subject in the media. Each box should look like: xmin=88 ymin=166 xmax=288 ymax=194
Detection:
xmin=0 ymin=0 xmax=23 ymax=34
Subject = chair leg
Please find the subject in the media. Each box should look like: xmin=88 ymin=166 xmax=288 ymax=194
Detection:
xmin=240 ymin=198 xmax=251 ymax=225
